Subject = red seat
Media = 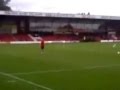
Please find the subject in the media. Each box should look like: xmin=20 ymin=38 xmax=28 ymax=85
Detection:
xmin=41 ymin=35 xmax=79 ymax=41
xmin=14 ymin=34 xmax=33 ymax=41
xmin=0 ymin=34 xmax=15 ymax=41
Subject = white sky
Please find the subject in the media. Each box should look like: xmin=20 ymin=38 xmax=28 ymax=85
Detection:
xmin=9 ymin=0 xmax=120 ymax=16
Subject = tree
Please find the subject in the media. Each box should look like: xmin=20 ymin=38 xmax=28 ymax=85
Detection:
xmin=0 ymin=0 xmax=11 ymax=11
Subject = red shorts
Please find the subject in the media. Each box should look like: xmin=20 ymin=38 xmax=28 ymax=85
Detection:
xmin=41 ymin=45 xmax=44 ymax=49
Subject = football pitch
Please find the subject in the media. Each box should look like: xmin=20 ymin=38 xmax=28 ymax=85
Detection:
xmin=0 ymin=42 xmax=120 ymax=90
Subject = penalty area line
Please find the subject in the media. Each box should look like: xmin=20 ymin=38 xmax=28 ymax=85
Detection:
xmin=0 ymin=72 xmax=53 ymax=90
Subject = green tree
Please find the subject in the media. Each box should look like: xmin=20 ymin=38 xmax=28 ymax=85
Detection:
xmin=0 ymin=0 xmax=11 ymax=11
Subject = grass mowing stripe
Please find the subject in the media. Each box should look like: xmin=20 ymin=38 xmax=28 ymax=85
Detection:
xmin=0 ymin=72 xmax=53 ymax=90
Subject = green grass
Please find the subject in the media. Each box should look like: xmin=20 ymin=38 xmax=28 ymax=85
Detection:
xmin=0 ymin=43 xmax=120 ymax=90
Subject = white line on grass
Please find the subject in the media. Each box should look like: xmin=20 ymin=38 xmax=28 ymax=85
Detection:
xmin=84 ymin=64 xmax=120 ymax=69
xmin=113 ymin=43 xmax=117 ymax=48
xmin=7 ymin=80 xmax=16 ymax=83
xmin=11 ymin=64 xmax=120 ymax=75
xmin=12 ymin=69 xmax=74 ymax=75
xmin=0 ymin=72 xmax=53 ymax=90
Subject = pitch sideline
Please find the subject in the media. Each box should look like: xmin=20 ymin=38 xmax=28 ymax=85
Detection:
xmin=0 ymin=72 xmax=53 ymax=90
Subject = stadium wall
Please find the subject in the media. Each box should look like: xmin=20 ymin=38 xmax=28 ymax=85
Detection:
xmin=100 ymin=40 xmax=120 ymax=42
xmin=1 ymin=40 xmax=120 ymax=44
xmin=0 ymin=41 xmax=80 ymax=44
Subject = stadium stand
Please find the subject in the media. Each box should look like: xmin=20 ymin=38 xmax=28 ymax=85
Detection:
xmin=13 ymin=34 xmax=33 ymax=41
xmin=0 ymin=34 xmax=33 ymax=41
xmin=41 ymin=35 xmax=79 ymax=41
xmin=1 ymin=11 xmax=120 ymax=43
xmin=0 ymin=34 xmax=15 ymax=41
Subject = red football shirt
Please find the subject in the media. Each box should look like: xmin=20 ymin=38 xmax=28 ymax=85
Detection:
xmin=41 ymin=39 xmax=45 ymax=48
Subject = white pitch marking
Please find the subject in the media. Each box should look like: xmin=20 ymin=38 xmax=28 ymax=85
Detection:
xmin=11 ymin=64 xmax=120 ymax=75
xmin=0 ymin=72 xmax=53 ymax=90
xmin=84 ymin=64 xmax=120 ymax=69
xmin=7 ymin=80 xmax=16 ymax=83
xmin=12 ymin=69 xmax=74 ymax=75
xmin=113 ymin=44 xmax=116 ymax=48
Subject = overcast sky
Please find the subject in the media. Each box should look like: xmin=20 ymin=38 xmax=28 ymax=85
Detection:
xmin=9 ymin=0 xmax=120 ymax=16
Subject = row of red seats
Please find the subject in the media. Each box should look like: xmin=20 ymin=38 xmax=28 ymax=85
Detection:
xmin=1 ymin=34 xmax=120 ymax=42
xmin=0 ymin=35 xmax=15 ymax=41
xmin=41 ymin=35 xmax=79 ymax=41
xmin=0 ymin=34 xmax=33 ymax=41
xmin=14 ymin=34 xmax=33 ymax=41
